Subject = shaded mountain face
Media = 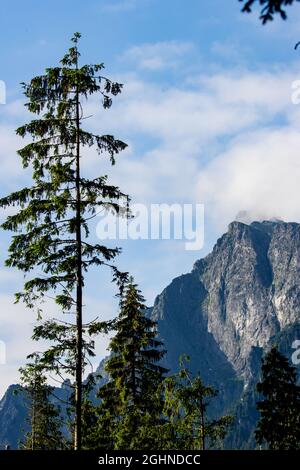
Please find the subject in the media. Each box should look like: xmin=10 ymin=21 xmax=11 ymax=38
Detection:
xmin=0 ymin=220 xmax=299 ymax=448
xmin=0 ymin=382 xmax=72 ymax=449
xmin=150 ymin=220 xmax=300 ymax=447
xmin=0 ymin=385 xmax=28 ymax=449
xmin=152 ymin=221 xmax=299 ymax=379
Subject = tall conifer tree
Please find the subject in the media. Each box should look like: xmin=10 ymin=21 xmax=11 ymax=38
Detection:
xmin=87 ymin=280 xmax=167 ymax=449
xmin=0 ymin=33 xmax=128 ymax=449
xmin=255 ymin=347 xmax=300 ymax=449
xmin=19 ymin=353 xmax=65 ymax=450
xmin=162 ymin=357 xmax=234 ymax=450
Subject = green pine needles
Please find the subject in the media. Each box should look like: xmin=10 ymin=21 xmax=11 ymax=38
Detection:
xmin=162 ymin=356 xmax=234 ymax=450
xmin=86 ymin=280 xmax=168 ymax=450
xmin=19 ymin=353 xmax=65 ymax=450
xmin=0 ymin=32 xmax=129 ymax=450
xmin=255 ymin=347 xmax=300 ymax=449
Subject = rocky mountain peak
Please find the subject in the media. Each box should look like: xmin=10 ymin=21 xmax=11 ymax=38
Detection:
xmin=153 ymin=220 xmax=300 ymax=382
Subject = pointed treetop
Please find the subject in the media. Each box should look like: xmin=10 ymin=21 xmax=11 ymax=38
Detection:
xmin=60 ymin=32 xmax=82 ymax=67
xmin=72 ymin=32 xmax=81 ymax=43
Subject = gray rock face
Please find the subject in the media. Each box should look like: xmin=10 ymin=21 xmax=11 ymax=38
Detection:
xmin=152 ymin=221 xmax=300 ymax=387
xmin=149 ymin=220 xmax=300 ymax=447
xmin=0 ymin=385 xmax=28 ymax=449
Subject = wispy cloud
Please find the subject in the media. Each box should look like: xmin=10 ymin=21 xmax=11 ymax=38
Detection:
xmin=211 ymin=40 xmax=252 ymax=63
xmin=197 ymin=127 xmax=300 ymax=230
xmin=82 ymin=62 xmax=299 ymax=228
xmin=122 ymin=41 xmax=194 ymax=70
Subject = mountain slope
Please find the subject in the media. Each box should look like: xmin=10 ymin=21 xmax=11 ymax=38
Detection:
xmin=150 ymin=220 xmax=300 ymax=447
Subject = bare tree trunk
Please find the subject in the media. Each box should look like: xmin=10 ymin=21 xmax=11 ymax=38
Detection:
xmin=74 ymin=53 xmax=83 ymax=451
xmin=31 ymin=387 xmax=36 ymax=450
xmin=200 ymin=399 xmax=205 ymax=451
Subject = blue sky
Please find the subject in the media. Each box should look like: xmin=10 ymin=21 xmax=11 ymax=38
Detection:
xmin=1 ymin=0 xmax=300 ymax=396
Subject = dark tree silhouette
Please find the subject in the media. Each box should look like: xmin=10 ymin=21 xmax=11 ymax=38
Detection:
xmin=239 ymin=0 xmax=300 ymax=23
xmin=255 ymin=347 xmax=300 ymax=449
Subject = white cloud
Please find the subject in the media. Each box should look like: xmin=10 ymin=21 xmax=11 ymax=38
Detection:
xmin=211 ymin=41 xmax=250 ymax=62
xmin=0 ymin=294 xmax=37 ymax=397
xmin=81 ymin=66 xmax=298 ymax=212
xmin=197 ymin=69 xmax=292 ymax=110
xmin=0 ymin=125 xmax=24 ymax=180
xmin=196 ymin=127 xmax=300 ymax=231
xmin=0 ymin=269 xmax=21 ymax=284
xmin=122 ymin=41 xmax=194 ymax=70
xmin=86 ymin=67 xmax=295 ymax=144
xmin=0 ymin=99 xmax=32 ymax=190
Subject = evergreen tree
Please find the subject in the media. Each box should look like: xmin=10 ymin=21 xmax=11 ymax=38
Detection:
xmin=0 ymin=33 xmax=129 ymax=449
xmin=255 ymin=346 xmax=300 ymax=449
xmin=162 ymin=356 xmax=234 ymax=450
xmin=19 ymin=353 xmax=65 ymax=450
xmin=31 ymin=318 xmax=110 ymax=446
xmin=87 ymin=280 xmax=168 ymax=450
